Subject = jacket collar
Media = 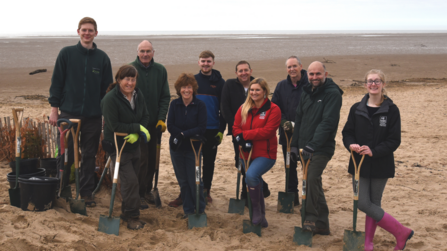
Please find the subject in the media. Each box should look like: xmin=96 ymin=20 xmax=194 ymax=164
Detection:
xmin=174 ymin=96 xmax=199 ymax=106
xmin=356 ymin=93 xmax=394 ymax=117
xmin=76 ymin=41 xmax=97 ymax=55
xmin=236 ymin=76 xmax=255 ymax=86
xmin=136 ymin=56 xmax=154 ymax=70
xmin=198 ymin=69 xmax=223 ymax=83
xmin=286 ymin=69 xmax=308 ymax=87
xmin=249 ymin=98 xmax=271 ymax=115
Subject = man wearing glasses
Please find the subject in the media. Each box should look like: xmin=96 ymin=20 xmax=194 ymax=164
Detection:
xmin=131 ymin=40 xmax=171 ymax=209
xmin=290 ymin=61 xmax=343 ymax=235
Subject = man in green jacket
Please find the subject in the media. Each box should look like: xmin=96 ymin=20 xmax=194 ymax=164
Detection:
xmin=130 ymin=40 xmax=171 ymax=209
xmin=291 ymin=61 xmax=343 ymax=235
xmin=48 ymin=17 xmax=113 ymax=207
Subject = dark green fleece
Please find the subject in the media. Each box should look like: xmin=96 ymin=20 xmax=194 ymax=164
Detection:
xmin=101 ymin=86 xmax=150 ymax=153
xmin=49 ymin=41 xmax=113 ymax=118
xmin=130 ymin=57 xmax=170 ymax=127
xmin=291 ymin=78 xmax=343 ymax=158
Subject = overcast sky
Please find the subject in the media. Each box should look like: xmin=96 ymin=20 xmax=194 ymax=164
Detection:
xmin=1 ymin=0 xmax=446 ymax=35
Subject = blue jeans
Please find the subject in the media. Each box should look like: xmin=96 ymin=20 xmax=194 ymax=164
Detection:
xmin=170 ymin=148 xmax=206 ymax=214
xmin=241 ymin=157 xmax=276 ymax=187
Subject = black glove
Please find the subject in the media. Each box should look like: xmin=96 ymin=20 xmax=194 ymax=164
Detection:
xmin=290 ymin=147 xmax=299 ymax=163
xmin=302 ymin=146 xmax=314 ymax=158
xmin=242 ymin=140 xmax=253 ymax=152
xmin=235 ymin=133 xmax=246 ymax=146
xmin=170 ymin=133 xmax=184 ymax=151
xmin=101 ymin=140 xmax=115 ymax=154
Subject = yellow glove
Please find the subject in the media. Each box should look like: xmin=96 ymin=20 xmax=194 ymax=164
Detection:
xmin=124 ymin=133 xmax=139 ymax=144
xmin=156 ymin=120 xmax=167 ymax=132
xmin=139 ymin=125 xmax=151 ymax=143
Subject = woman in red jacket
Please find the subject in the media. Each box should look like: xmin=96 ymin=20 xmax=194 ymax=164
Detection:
xmin=233 ymin=78 xmax=281 ymax=227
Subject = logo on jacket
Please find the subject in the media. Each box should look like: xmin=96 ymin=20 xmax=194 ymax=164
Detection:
xmin=210 ymin=85 xmax=216 ymax=88
xmin=260 ymin=111 xmax=266 ymax=119
xmin=380 ymin=116 xmax=387 ymax=127
xmin=317 ymin=100 xmax=322 ymax=102
xmin=92 ymin=68 xmax=100 ymax=74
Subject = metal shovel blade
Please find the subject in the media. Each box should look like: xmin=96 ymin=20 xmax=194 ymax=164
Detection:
xmin=228 ymin=198 xmax=245 ymax=215
xmin=293 ymin=226 xmax=313 ymax=247
xmin=188 ymin=213 xmax=207 ymax=229
xmin=9 ymin=188 xmax=21 ymax=208
xmin=243 ymin=219 xmax=262 ymax=236
xmin=152 ymin=188 xmax=162 ymax=208
xmin=277 ymin=191 xmax=295 ymax=214
xmin=98 ymin=215 xmax=120 ymax=236
xmin=60 ymin=185 xmax=73 ymax=200
xmin=343 ymin=229 xmax=365 ymax=251
xmin=69 ymin=198 xmax=87 ymax=216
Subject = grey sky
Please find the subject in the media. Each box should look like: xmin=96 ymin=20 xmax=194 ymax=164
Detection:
xmin=1 ymin=0 xmax=445 ymax=35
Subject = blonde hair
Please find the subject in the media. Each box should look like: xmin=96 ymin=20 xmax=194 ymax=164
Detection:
xmin=365 ymin=69 xmax=387 ymax=106
xmin=240 ymin=78 xmax=270 ymax=125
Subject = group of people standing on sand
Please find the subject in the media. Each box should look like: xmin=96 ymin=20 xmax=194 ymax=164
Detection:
xmin=48 ymin=17 xmax=413 ymax=250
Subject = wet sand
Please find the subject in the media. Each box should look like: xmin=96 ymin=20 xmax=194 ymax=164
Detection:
xmin=0 ymin=34 xmax=446 ymax=250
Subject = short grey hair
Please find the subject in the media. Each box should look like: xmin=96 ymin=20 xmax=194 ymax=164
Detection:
xmin=137 ymin=40 xmax=154 ymax=52
xmin=285 ymin=56 xmax=302 ymax=66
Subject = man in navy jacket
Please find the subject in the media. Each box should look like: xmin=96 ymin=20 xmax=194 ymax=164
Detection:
xmin=272 ymin=56 xmax=308 ymax=206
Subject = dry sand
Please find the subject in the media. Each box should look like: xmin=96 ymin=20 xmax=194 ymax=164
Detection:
xmin=0 ymin=35 xmax=447 ymax=250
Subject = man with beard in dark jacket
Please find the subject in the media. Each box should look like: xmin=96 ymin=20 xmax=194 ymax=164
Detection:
xmin=221 ymin=61 xmax=271 ymax=203
xmin=272 ymin=56 xmax=308 ymax=206
xmin=291 ymin=61 xmax=343 ymax=235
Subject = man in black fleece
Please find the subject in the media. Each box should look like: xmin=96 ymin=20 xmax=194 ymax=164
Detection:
xmin=48 ymin=17 xmax=113 ymax=207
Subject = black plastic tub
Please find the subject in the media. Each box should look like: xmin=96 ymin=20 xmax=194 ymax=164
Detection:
xmin=7 ymin=168 xmax=46 ymax=188
xmin=9 ymin=158 xmax=39 ymax=174
xmin=19 ymin=176 xmax=59 ymax=211
xmin=40 ymin=158 xmax=57 ymax=177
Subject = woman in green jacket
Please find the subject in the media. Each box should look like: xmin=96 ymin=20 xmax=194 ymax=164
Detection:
xmin=101 ymin=65 xmax=150 ymax=230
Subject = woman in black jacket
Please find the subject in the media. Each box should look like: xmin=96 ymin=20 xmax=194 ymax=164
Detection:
xmin=167 ymin=73 xmax=207 ymax=218
xmin=342 ymin=69 xmax=413 ymax=250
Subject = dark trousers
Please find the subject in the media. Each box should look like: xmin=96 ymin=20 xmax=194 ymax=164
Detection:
xmin=170 ymin=148 xmax=206 ymax=214
xmin=138 ymin=126 xmax=158 ymax=198
xmin=110 ymin=147 xmax=141 ymax=218
xmin=56 ymin=111 xmax=101 ymax=197
xmin=281 ymin=144 xmax=299 ymax=193
xmin=202 ymin=129 xmax=218 ymax=190
xmin=305 ymin=154 xmax=331 ymax=229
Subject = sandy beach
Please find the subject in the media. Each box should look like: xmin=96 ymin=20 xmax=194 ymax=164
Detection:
xmin=0 ymin=34 xmax=446 ymax=250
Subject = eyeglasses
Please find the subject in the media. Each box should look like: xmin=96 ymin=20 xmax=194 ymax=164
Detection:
xmin=139 ymin=50 xmax=152 ymax=54
xmin=366 ymin=80 xmax=383 ymax=86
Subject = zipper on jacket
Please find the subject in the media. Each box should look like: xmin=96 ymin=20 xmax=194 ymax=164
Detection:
xmin=81 ymin=50 xmax=89 ymax=115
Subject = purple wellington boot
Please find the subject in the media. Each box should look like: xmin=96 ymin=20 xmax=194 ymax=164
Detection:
xmin=364 ymin=215 xmax=377 ymax=251
xmin=260 ymin=188 xmax=268 ymax=228
xmin=248 ymin=183 xmax=263 ymax=225
xmin=377 ymin=212 xmax=414 ymax=250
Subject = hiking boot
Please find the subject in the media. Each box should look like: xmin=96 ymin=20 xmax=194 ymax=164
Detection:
xmin=168 ymin=193 xmax=183 ymax=208
xmin=140 ymin=197 xmax=149 ymax=210
xmin=294 ymin=191 xmax=300 ymax=206
xmin=263 ymin=183 xmax=270 ymax=198
xmin=313 ymin=227 xmax=330 ymax=236
xmin=145 ymin=193 xmax=155 ymax=205
xmin=303 ymin=221 xmax=316 ymax=232
xmin=205 ymin=189 xmax=213 ymax=204
xmin=127 ymin=217 xmax=144 ymax=230
xmin=81 ymin=196 xmax=96 ymax=207
xmin=120 ymin=214 xmax=146 ymax=226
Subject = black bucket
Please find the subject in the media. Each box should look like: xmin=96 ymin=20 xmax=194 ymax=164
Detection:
xmin=40 ymin=158 xmax=57 ymax=177
xmin=7 ymin=168 xmax=46 ymax=188
xmin=19 ymin=176 xmax=59 ymax=211
xmin=9 ymin=158 xmax=39 ymax=174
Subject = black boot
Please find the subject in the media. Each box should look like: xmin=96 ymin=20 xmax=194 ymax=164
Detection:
xmin=248 ymin=183 xmax=262 ymax=225
xmin=260 ymin=187 xmax=268 ymax=228
xmin=294 ymin=191 xmax=300 ymax=206
xmin=263 ymin=182 xmax=271 ymax=198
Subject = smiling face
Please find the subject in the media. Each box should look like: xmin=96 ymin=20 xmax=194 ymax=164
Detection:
xmin=236 ymin=63 xmax=252 ymax=84
xmin=180 ymin=84 xmax=193 ymax=101
xmin=77 ymin=23 xmax=97 ymax=46
xmin=118 ymin=76 xmax=136 ymax=97
xmin=307 ymin=61 xmax=328 ymax=88
xmin=250 ymin=83 xmax=266 ymax=103
xmin=198 ymin=57 xmax=215 ymax=75
xmin=286 ymin=58 xmax=303 ymax=80
xmin=138 ymin=41 xmax=154 ymax=67
xmin=365 ymin=73 xmax=385 ymax=95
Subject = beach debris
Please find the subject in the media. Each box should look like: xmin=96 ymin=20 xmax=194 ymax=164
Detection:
xmin=350 ymin=80 xmax=364 ymax=87
xmin=15 ymin=95 xmax=48 ymax=101
xmin=29 ymin=69 xmax=47 ymax=75
xmin=390 ymin=64 xmax=400 ymax=67
xmin=322 ymin=57 xmax=336 ymax=64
